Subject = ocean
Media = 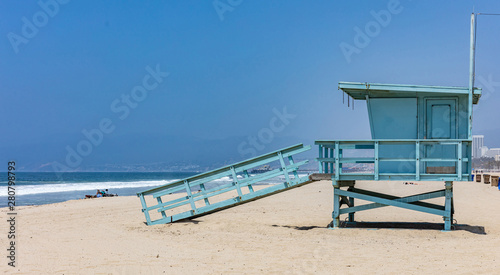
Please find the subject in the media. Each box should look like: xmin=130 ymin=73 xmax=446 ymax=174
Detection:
xmin=1 ymin=172 xmax=306 ymax=207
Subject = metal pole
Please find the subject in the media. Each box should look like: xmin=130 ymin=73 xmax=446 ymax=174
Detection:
xmin=468 ymin=13 xmax=477 ymax=139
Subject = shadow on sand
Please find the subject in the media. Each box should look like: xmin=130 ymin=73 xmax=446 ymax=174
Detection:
xmin=272 ymin=225 xmax=321 ymax=231
xmin=327 ymin=221 xmax=486 ymax=235
xmin=271 ymin=222 xmax=485 ymax=234
xmin=142 ymin=219 xmax=202 ymax=226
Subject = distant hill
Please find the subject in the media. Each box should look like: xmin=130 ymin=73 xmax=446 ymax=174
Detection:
xmin=2 ymin=134 xmax=317 ymax=172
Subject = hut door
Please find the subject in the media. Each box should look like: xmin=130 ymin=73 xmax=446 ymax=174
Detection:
xmin=426 ymin=99 xmax=456 ymax=139
xmin=425 ymin=99 xmax=457 ymax=174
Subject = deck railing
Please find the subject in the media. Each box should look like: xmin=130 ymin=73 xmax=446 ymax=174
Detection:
xmin=137 ymin=144 xmax=311 ymax=225
xmin=315 ymin=139 xmax=471 ymax=181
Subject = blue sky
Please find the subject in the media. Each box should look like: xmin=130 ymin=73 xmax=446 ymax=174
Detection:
xmin=1 ymin=0 xmax=500 ymax=171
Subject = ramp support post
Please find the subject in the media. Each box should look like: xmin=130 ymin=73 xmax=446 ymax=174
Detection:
xmin=348 ymin=186 xmax=355 ymax=222
xmin=332 ymin=180 xmax=355 ymax=229
xmin=333 ymin=180 xmax=340 ymax=228
xmin=443 ymin=181 xmax=453 ymax=231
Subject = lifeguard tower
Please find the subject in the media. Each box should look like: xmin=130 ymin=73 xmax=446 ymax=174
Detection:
xmin=315 ymin=14 xmax=482 ymax=231
xmin=316 ymin=82 xmax=481 ymax=231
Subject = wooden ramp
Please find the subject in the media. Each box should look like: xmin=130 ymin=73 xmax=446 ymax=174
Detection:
xmin=137 ymin=144 xmax=312 ymax=225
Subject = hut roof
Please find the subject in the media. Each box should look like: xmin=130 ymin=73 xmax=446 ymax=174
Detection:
xmin=339 ymin=82 xmax=481 ymax=104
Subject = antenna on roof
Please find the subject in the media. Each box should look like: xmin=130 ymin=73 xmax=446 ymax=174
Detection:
xmin=468 ymin=13 xmax=476 ymax=140
xmin=468 ymin=12 xmax=500 ymax=138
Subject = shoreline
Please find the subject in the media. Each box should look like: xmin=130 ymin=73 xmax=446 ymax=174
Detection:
xmin=1 ymin=171 xmax=309 ymax=208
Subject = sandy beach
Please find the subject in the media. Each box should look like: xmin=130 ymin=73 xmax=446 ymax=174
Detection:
xmin=2 ymin=179 xmax=500 ymax=274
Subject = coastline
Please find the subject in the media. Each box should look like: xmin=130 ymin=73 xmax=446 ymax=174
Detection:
xmin=2 ymin=180 xmax=500 ymax=274
xmin=0 ymin=171 xmax=309 ymax=207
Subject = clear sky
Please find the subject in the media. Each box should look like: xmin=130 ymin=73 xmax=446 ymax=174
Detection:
xmin=2 ymin=0 xmax=500 ymax=171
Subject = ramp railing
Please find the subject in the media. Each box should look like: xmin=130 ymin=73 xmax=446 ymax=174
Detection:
xmin=137 ymin=144 xmax=311 ymax=225
xmin=316 ymin=139 xmax=472 ymax=182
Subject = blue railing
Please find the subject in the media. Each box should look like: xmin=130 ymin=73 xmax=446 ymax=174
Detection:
xmin=137 ymin=144 xmax=311 ymax=225
xmin=315 ymin=139 xmax=472 ymax=182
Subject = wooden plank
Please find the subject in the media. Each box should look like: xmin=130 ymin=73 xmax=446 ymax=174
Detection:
xmin=335 ymin=142 xmax=340 ymax=181
xmin=151 ymin=184 xmax=186 ymax=199
xmin=318 ymin=145 xmax=323 ymax=173
xmin=138 ymin=194 xmax=151 ymax=225
xmin=339 ymin=158 xmax=375 ymax=163
xmin=416 ymin=141 xmax=420 ymax=181
xmin=288 ymin=155 xmax=300 ymax=183
xmin=336 ymin=189 xmax=446 ymax=216
xmin=374 ymin=141 xmax=379 ymax=181
xmin=339 ymin=189 xmax=446 ymax=214
xmin=230 ymin=167 xmax=243 ymax=198
xmin=426 ymin=166 xmax=456 ymax=174
xmin=309 ymin=173 xmax=334 ymax=181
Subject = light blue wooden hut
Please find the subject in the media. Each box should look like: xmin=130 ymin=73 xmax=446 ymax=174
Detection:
xmin=315 ymin=14 xmax=483 ymax=231
xmin=316 ymin=82 xmax=481 ymax=230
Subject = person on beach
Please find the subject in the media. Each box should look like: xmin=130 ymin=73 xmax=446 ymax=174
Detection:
xmin=85 ymin=189 xmax=111 ymax=199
